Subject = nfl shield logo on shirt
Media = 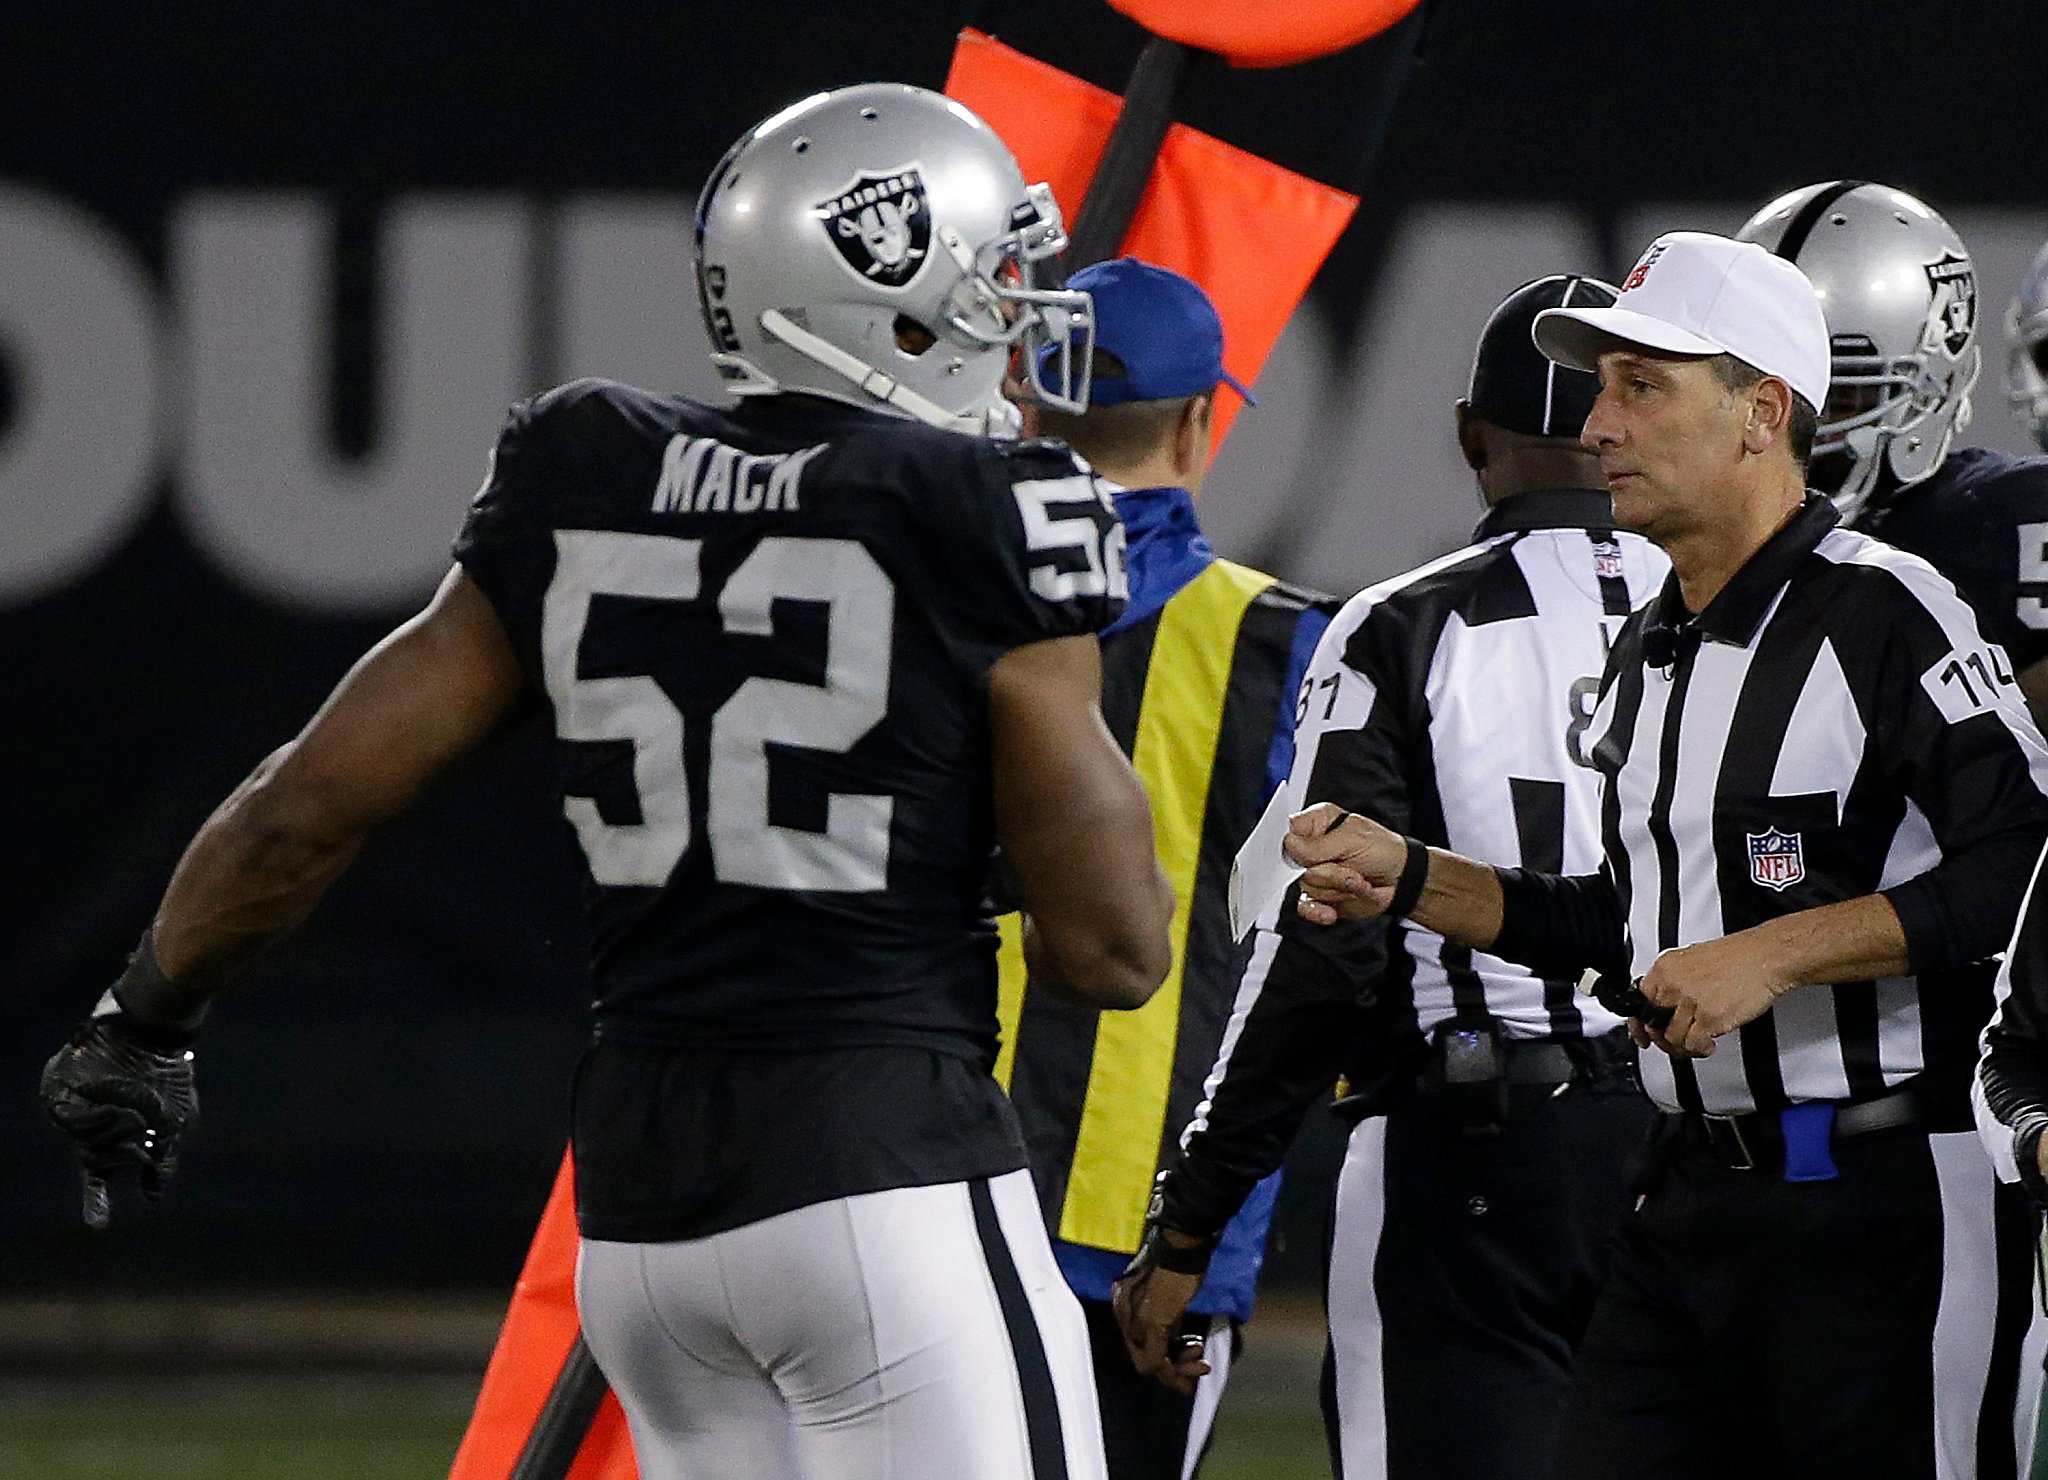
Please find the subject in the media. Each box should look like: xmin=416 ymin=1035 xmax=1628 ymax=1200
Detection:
xmin=1747 ymin=827 xmax=1805 ymax=892
xmin=1593 ymin=539 xmax=1625 ymax=580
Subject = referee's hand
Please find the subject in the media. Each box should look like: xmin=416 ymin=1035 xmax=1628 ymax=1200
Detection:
xmin=1286 ymin=804 xmax=1404 ymax=923
xmin=1637 ymin=936 xmax=1796 ymax=1058
xmin=1112 ymin=1239 xmax=1211 ymax=1396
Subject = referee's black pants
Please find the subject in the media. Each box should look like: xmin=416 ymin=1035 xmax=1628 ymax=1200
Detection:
xmin=1556 ymin=1121 xmax=2041 ymax=1480
xmin=1321 ymin=1050 xmax=1654 ymax=1480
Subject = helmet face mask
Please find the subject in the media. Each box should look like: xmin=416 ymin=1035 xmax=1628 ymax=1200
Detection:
xmin=1810 ymin=337 xmax=1981 ymax=505
xmin=693 ymin=85 xmax=1093 ymax=435
xmin=928 ymin=181 xmax=1093 ymax=411
xmin=1738 ymin=182 xmax=1980 ymax=519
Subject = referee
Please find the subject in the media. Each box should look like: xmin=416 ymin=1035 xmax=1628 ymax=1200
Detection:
xmin=1288 ymin=231 xmax=2048 ymax=1479
xmin=1114 ymin=274 xmax=1667 ymax=1480
xmin=1007 ymin=257 xmax=1335 ymax=1480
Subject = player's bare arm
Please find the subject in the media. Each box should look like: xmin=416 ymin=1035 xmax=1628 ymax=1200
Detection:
xmin=40 ymin=567 xmax=526 ymax=1223
xmin=990 ymin=633 xmax=1172 ymax=1010
xmin=155 ymin=568 xmax=526 ymax=980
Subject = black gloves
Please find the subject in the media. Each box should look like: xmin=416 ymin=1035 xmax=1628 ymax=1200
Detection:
xmin=39 ymin=932 xmax=207 ymax=1229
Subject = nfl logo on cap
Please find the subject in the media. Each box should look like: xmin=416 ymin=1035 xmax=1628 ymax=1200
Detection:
xmin=1747 ymin=828 xmax=1805 ymax=892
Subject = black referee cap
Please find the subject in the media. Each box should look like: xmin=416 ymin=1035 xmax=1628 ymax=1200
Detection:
xmin=1468 ymin=274 xmax=1618 ymax=439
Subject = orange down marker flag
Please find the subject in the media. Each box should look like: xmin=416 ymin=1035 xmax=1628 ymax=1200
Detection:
xmin=943 ymin=29 xmax=1359 ymax=450
xmin=448 ymin=1153 xmax=634 ymax=1480
xmin=452 ymin=36 xmax=1359 ymax=1480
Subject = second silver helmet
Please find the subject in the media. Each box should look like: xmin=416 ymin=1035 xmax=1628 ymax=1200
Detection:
xmin=2009 ymin=239 xmax=2048 ymax=453
xmin=1738 ymin=180 xmax=1980 ymax=519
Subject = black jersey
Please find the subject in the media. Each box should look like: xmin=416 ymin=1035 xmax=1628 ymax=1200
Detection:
xmin=1857 ymin=446 xmax=2048 ymax=671
xmin=453 ymin=380 xmax=1124 ymax=1238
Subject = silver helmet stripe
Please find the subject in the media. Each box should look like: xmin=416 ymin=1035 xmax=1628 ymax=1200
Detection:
xmin=1769 ymin=179 xmax=1869 ymax=267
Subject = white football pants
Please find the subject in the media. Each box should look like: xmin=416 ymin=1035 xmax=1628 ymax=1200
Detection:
xmin=576 ymin=1169 xmax=1107 ymax=1480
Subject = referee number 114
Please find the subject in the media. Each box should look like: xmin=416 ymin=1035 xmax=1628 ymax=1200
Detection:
xmin=1924 ymin=644 xmax=2017 ymax=723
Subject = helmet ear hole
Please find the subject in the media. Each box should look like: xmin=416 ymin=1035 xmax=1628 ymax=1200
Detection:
xmin=894 ymin=316 xmax=938 ymax=356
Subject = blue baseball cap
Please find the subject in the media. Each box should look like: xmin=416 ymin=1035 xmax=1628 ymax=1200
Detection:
xmin=1044 ymin=257 xmax=1257 ymax=408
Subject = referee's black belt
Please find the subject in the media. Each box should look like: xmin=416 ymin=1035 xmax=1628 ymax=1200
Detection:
xmin=1414 ymin=1029 xmax=1632 ymax=1093
xmin=1666 ymin=1084 xmax=1935 ymax=1173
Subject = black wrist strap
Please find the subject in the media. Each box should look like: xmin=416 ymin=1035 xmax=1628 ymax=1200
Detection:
xmin=2017 ymin=1120 xmax=2048 ymax=1209
xmin=1130 ymin=1169 xmax=1221 ymax=1278
xmin=108 ymin=930 xmax=211 ymax=1043
xmin=1387 ymin=835 xmax=1429 ymax=919
xmin=1132 ymin=1220 xmax=1218 ymax=1277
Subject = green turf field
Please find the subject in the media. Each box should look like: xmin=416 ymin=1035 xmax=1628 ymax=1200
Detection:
xmin=0 ymin=1378 xmax=476 ymax=1480
xmin=0 ymin=1374 xmax=1332 ymax=1480
xmin=8 ymin=1369 xmax=2046 ymax=1479
xmin=1203 ymin=1395 xmax=1331 ymax=1479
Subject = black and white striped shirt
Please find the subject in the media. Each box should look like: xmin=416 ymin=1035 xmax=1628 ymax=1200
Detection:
xmin=1160 ymin=489 xmax=1666 ymax=1236
xmin=1502 ymin=494 xmax=2048 ymax=1118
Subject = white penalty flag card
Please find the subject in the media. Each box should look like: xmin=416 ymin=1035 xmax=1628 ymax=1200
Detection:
xmin=1228 ymin=788 xmax=1304 ymax=941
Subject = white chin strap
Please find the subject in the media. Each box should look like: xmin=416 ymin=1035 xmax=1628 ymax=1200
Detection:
xmin=755 ymin=309 xmax=1015 ymax=437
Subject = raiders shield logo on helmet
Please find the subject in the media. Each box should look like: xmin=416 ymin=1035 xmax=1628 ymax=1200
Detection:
xmin=1924 ymin=251 xmax=1977 ymax=357
xmin=1746 ymin=827 xmax=1805 ymax=892
xmin=816 ymin=168 xmax=931 ymax=289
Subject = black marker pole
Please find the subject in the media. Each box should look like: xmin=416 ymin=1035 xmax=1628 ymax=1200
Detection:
xmin=508 ymin=1333 xmax=611 ymax=1480
xmin=1064 ymin=35 xmax=1198 ymax=273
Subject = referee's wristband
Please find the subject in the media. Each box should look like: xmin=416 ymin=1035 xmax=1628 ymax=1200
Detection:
xmin=1136 ymin=1170 xmax=1222 ymax=1277
xmin=1386 ymin=835 xmax=1430 ymax=920
xmin=1130 ymin=1220 xmax=1220 ymax=1278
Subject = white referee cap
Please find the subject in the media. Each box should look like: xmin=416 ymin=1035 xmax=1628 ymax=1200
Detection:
xmin=1532 ymin=231 xmax=1830 ymax=415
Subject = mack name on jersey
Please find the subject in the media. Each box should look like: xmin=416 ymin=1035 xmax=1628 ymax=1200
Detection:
xmin=652 ymin=433 xmax=826 ymax=515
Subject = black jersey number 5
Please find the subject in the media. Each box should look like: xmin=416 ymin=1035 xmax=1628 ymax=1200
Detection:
xmin=2018 ymin=520 xmax=2048 ymax=631
xmin=541 ymin=530 xmax=894 ymax=892
xmin=1012 ymin=474 xmax=1127 ymax=602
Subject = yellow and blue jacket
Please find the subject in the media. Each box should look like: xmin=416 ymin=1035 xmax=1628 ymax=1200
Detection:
xmin=996 ymin=481 xmax=1334 ymax=1320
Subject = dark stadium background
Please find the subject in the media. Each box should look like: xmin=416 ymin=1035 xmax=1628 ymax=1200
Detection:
xmin=1 ymin=2 xmax=2041 ymax=1474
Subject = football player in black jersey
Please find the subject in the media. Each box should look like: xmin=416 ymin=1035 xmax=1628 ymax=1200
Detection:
xmin=1739 ymin=182 xmax=2048 ymax=724
xmin=39 ymin=84 xmax=1173 ymax=1480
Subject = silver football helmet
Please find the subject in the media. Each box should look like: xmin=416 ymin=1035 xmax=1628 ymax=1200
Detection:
xmin=693 ymin=83 xmax=1092 ymax=436
xmin=2009 ymin=239 xmax=2048 ymax=453
xmin=1738 ymin=181 xmax=1981 ymax=520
